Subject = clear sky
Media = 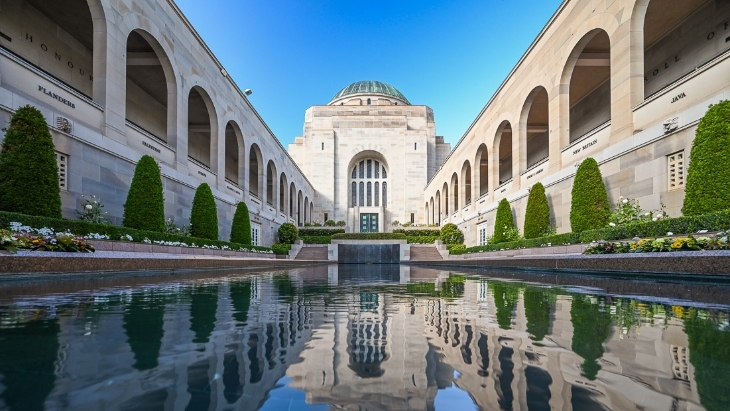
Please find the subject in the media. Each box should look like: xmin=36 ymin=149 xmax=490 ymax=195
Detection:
xmin=174 ymin=0 xmax=564 ymax=149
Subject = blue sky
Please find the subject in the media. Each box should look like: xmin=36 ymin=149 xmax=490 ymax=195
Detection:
xmin=174 ymin=0 xmax=564 ymax=149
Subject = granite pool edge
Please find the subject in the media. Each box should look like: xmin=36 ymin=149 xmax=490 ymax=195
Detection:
xmin=407 ymin=250 xmax=730 ymax=275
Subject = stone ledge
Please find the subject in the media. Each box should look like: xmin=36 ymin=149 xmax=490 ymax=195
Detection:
xmin=90 ymin=240 xmax=274 ymax=259
xmin=406 ymin=250 xmax=730 ymax=275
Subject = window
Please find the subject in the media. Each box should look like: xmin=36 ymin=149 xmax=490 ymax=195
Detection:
xmin=359 ymin=161 xmax=364 ymax=178
xmin=350 ymin=158 xmax=388 ymax=209
xmin=56 ymin=152 xmax=68 ymax=191
xmin=668 ymin=151 xmax=685 ymax=191
xmin=478 ymin=223 xmax=488 ymax=246
xmin=321 ymin=142 xmax=324 ymax=150
xmin=251 ymin=223 xmax=261 ymax=246
xmin=324 ymin=213 xmax=328 ymax=222
xmin=367 ymin=98 xmax=371 ymax=105
xmin=352 ymin=182 xmax=357 ymax=207
xmin=414 ymin=142 xmax=417 ymax=151
xmin=359 ymin=182 xmax=364 ymax=206
xmin=375 ymin=182 xmax=379 ymax=206
xmin=367 ymin=182 xmax=372 ymax=206
xmin=375 ymin=161 xmax=380 ymax=178
xmin=367 ymin=160 xmax=372 ymax=178
xmin=382 ymin=168 xmax=387 ymax=178
xmin=410 ymin=213 xmax=414 ymax=224
xmin=352 ymin=167 xmax=357 ymax=179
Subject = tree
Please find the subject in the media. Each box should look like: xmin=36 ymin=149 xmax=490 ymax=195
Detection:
xmin=523 ymin=182 xmax=551 ymax=239
xmin=123 ymin=155 xmax=165 ymax=232
xmin=0 ymin=105 xmax=62 ymax=218
xmin=190 ymin=183 xmax=218 ymax=240
xmin=230 ymin=202 xmax=252 ymax=244
xmin=278 ymin=222 xmax=298 ymax=244
xmin=683 ymin=100 xmax=730 ymax=215
xmin=570 ymin=157 xmax=609 ymax=233
xmin=439 ymin=223 xmax=463 ymax=244
xmin=492 ymin=198 xmax=516 ymax=243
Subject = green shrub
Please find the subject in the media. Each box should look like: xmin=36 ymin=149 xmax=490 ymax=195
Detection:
xmin=123 ymin=155 xmax=165 ymax=232
xmin=271 ymin=243 xmax=292 ymax=255
xmin=580 ymin=208 xmax=730 ymax=242
xmin=570 ymin=157 xmax=610 ymax=233
xmin=297 ymin=228 xmax=345 ymax=236
xmin=523 ymin=182 xmax=551 ymax=239
xmin=324 ymin=220 xmax=336 ymax=226
xmin=331 ymin=233 xmax=407 ymax=240
xmin=492 ymin=198 xmax=517 ymax=243
xmin=278 ymin=222 xmax=298 ymax=244
xmin=440 ymin=223 xmax=463 ymax=244
xmin=189 ymin=183 xmax=218 ymax=240
xmin=0 ymin=105 xmax=62 ymax=218
xmin=393 ymin=229 xmax=441 ymax=237
xmin=406 ymin=236 xmax=439 ymax=244
xmin=683 ymin=100 xmax=730 ymax=216
xmin=299 ymin=235 xmax=332 ymax=244
xmin=336 ymin=220 xmax=346 ymax=226
xmin=446 ymin=244 xmax=467 ymax=254
xmin=466 ymin=232 xmax=581 ymax=253
xmin=230 ymin=202 xmax=251 ymax=244
xmin=0 ymin=210 xmax=272 ymax=252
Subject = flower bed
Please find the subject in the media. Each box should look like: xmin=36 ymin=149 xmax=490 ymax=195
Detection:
xmin=1 ymin=223 xmax=94 ymax=253
xmin=583 ymin=231 xmax=730 ymax=254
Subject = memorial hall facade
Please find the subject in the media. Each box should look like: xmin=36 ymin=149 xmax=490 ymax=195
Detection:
xmin=1 ymin=0 xmax=729 ymax=246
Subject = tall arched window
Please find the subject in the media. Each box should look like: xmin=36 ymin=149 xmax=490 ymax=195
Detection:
xmin=350 ymin=158 xmax=388 ymax=208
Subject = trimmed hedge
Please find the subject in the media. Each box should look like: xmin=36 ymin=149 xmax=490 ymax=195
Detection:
xmin=393 ymin=229 xmax=441 ymax=237
xmin=406 ymin=236 xmax=439 ymax=244
xmin=492 ymin=198 xmax=516 ymax=244
xmin=524 ymin=182 xmax=551 ymax=239
xmin=0 ymin=105 xmax=62 ymax=219
xmin=271 ymin=243 xmax=292 ymax=255
xmin=299 ymin=235 xmax=332 ymax=244
xmin=683 ymin=100 xmax=730 ymax=215
xmin=123 ymin=155 xmax=165 ymax=232
xmin=0 ymin=210 xmax=272 ymax=252
xmin=447 ymin=244 xmax=467 ymax=255
xmin=466 ymin=232 xmax=581 ymax=253
xmin=440 ymin=223 xmax=463 ymax=244
xmin=190 ymin=183 xmax=218 ymax=240
xmin=230 ymin=202 xmax=252 ymax=244
xmin=580 ymin=208 xmax=730 ymax=242
xmin=331 ymin=233 xmax=407 ymax=240
xmin=278 ymin=222 xmax=298 ymax=244
xmin=297 ymin=228 xmax=345 ymax=236
xmin=570 ymin=157 xmax=610 ymax=233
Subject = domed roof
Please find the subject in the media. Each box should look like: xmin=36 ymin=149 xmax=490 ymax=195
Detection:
xmin=330 ymin=81 xmax=409 ymax=105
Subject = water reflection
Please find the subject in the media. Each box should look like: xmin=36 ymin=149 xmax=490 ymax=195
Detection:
xmin=0 ymin=264 xmax=728 ymax=410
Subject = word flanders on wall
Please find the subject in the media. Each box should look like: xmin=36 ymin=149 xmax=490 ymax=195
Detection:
xmin=38 ymin=85 xmax=75 ymax=109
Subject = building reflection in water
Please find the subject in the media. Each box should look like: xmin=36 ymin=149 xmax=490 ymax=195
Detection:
xmin=0 ymin=264 xmax=728 ymax=410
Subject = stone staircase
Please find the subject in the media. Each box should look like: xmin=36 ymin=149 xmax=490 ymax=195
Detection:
xmin=295 ymin=245 xmax=329 ymax=260
xmin=409 ymin=245 xmax=444 ymax=261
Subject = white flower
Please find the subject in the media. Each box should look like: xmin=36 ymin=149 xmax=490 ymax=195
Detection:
xmin=667 ymin=232 xmax=674 ymax=236
xmin=698 ymin=230 xmax=708 ymax=234
xmin=622 ymin=199 xmax=628 ymax=204
xmin=655 ymin=213 xmax=663 ymax=218
xmin=652 ymin=217 xmax=657 ymax=221
xmin=85 ymin=204 xmax=93 ymax=210
xmin=609 ymin=222 xmax=616 ymax=227
xmin=645 ymin=212 xmax=651 ymax=216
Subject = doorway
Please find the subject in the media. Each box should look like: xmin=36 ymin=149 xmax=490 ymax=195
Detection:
xmin=360 ymin=213 xmax=379 ymax=233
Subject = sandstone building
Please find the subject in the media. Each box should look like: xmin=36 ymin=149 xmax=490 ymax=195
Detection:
xmin=1 ymin=0 xmax=729 ymax=246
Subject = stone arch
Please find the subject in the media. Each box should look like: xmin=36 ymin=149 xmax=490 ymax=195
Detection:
xmin=494 ymin=120 xmax=513 ymax=186
xmin=559 ymin=28 xmax=612 ymax=146
xmin=279 ymin=173 xmax=288 ymax=213
xmin=289 ymin=182 xmax=296 ymax=219
xmin=451 ymin=172 xmax=459 ymax=212
xmin=461 ymin=160 xmax=472 ymax=207
xmin=435 ymin=191 xmax=441 ymax=225
xmin=442 ymin=182 xmax=449 ymax=217
xmin=187 ymin=85 xmax=218 ymax=171
xmin=348 ymin=151 xmax=389 ymax=209
xmin=125 ymin=29 xmax=178 ymax=147
xmin=304 ymin=196 xmax=309 ymax=223
xmin=475 ymin=143 xmax=489 ymax=198
xmin=248 ymin=144 xmax=264 ymax=200
xmin=224 ymin=121 xmax=244 ymax=187
xmin=266 ymin=160 xmax=277 ymax=207
xmin=519 ymin=86 xmax=550 ymax=171
xmin=297 ymin=190 xmax=303 ymax=226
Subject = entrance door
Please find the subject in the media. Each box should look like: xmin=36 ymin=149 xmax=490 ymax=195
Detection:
xmin=360 ymin=213 xmax=379 ymax=233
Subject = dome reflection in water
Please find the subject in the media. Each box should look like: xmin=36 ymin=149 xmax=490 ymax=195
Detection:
xmin=0 ymin=264 xmax=729 ymax=410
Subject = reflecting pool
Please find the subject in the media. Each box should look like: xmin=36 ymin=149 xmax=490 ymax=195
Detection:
xmin=1 ymin=264 xmax=729 ymax=410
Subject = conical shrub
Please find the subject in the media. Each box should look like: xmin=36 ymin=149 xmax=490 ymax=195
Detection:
xmin=190 ymin=183 xmax=218 ymax=240
xmin=123 ymin=155 xmax=165 ymax=232
xmin=0 ymin=105 xmax=62 ymax=218
xmin=570 ymin=157 xmax=609 ymax=233
xmin=682 ymin=100 xmax=730 ymax=215
xmin=492 ymin=198 xmax=516 ymax=244
xmin=230 ymin=202 xmax=252 ymax=244
xmin=523 ymin=182 xmax=551 ymax=239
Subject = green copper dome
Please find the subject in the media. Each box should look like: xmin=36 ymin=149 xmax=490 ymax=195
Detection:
xmin=330 ymin=81 xmax=409 ymax=104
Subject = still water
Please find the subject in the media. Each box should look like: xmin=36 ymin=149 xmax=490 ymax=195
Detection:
xmin=0 ymin=264 xmax=729 ymax=411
